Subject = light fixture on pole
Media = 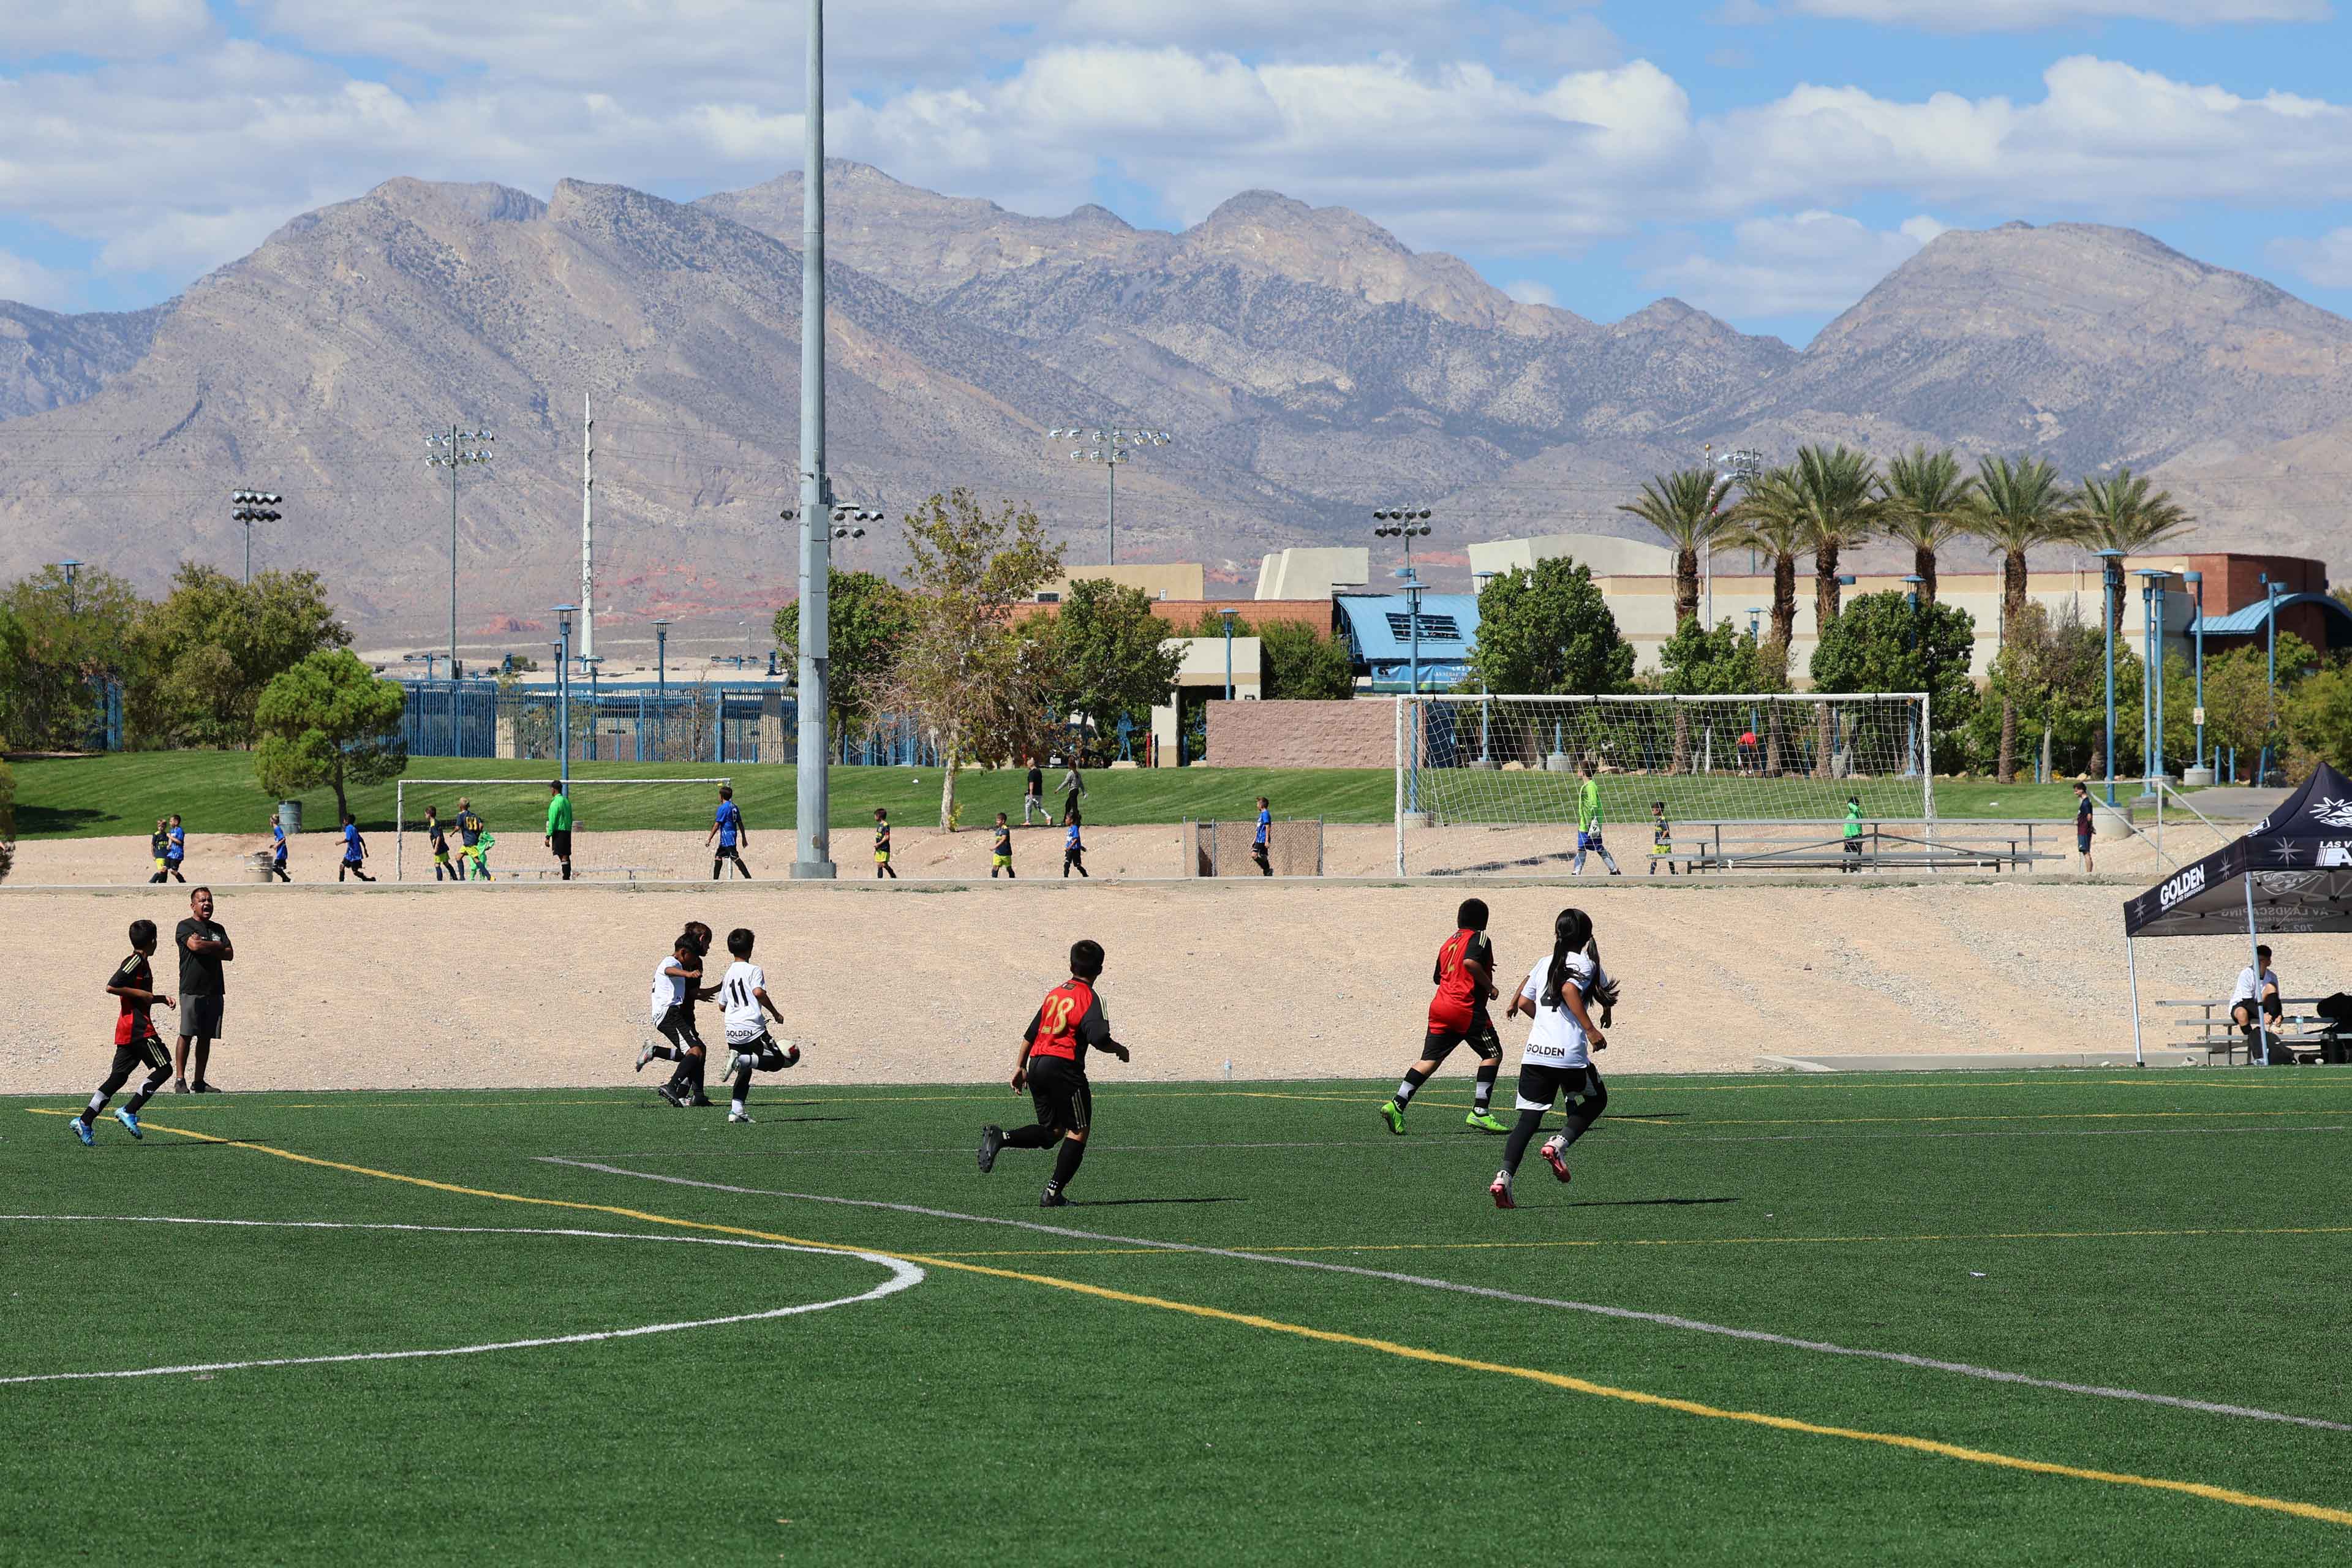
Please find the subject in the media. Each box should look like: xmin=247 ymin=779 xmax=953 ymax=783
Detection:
xmin=428 ymin=425 xmax=494 ymax=712
xmin=1710 ymin=445 xmax=1767 ymax=603
xmin=230 ymin=491 xmax=281 ymax=585
xmin=553 ymin=604 xmax=577 ymax=780
xmin=2097 ymin=550 xmax=2124 ymax=807
xmin=1050 ymin=426 xmax=1170 ymax=565
xmin=1370 ymin=508 xmax=1434 ymax=581
xmin=56 ymin=559 xmax=82 ymax=618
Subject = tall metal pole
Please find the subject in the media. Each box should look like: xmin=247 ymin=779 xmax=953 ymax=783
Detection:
xmin=793 ymin=0 xmax=836 ymax=878
xmin=554 ymin=607 xmax=576 ymax=782
xmin=2098 ymin=551 xmax=2122 ymax=807
xmin=580 ymin=396 xmax=595 ymax=662
xmin=1107 ymin=458 xmax=1116 ymax=566
xmin=450 ymin=425 xmax=461 ymax=680
xmin=2187 ymin=571 xmax=2206 ymax=775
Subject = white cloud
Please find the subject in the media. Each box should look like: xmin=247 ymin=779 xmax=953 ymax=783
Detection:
xmin=0 ymin=0 xmax=214 ymax=59
xmin=0 ymin=249 xmax=76 ymax=309
xmin=1786 ymin=1 xmax=2329 ymax=31
xmin=1504 ymin=278 xmax=1559 ymax=305
xmin=2269 ymin=227 xmax=2352 ymax=287
xmin=1643 ymin=209 xmax=1943 ymax=316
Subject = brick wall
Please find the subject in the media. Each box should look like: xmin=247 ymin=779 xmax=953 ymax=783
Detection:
xmin=1011 ymin=599 xmax=1337 ymax=635
xmin=1204 ymin=699 xmax=1395 ymax=769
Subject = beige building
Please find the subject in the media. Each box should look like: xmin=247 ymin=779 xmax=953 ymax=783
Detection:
xmin=1150 ymin=635 xmax=1261 ymax=764
xmin=1468 ymin=532 xmax=1673 ymax=579
xmin=1256 ymin=546 xmax=1369 ymax=600
xmin=1036 ymin=562 xmax=1205 ymax=603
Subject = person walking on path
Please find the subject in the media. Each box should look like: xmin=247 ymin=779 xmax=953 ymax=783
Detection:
xmin=162 ymin=815 xmax=188 ymax=884
xmin=338 ymin=814 xmax=375 ymax=882
xmin=1573 ymin=764 xmax=1621 ymax=876
xmin=267 ymin=813 xmax=292 ymax=883
xmin=1061 ymin=811 xmax=1088 ymax=879
xmin=1057 ymin=759 xmax=1087 ymax=823
xmin=2075 ymin=782 xmax=2097 ymax=875
xmin=1251 ymin=797 xmax=1273 ymax=876
xmin=147 ymin=819 xmax=170 ymax=884
xmin=545 ymin=780 xmax=574 ymax=881
xmin=873 ymin=808 xmax=899 ymax=880
xmin=707 ymin=785 xmax=752 ymax=879
xmin=992 ymin=813 xmax=1016 ymax=878
xmin=1023 ymin=758 xmax=1047 ymax=826
xmin=172 ymin=887 xmax=232 ymax=1093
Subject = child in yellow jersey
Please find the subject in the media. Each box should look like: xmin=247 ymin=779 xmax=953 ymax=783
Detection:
xmin=873 ymin=808 xmax=897 ymax=880
xmin=992 ymin=813 xmax=1015 ymax=878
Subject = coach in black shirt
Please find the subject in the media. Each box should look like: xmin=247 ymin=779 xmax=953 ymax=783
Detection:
xmin=173 ymin=886 xmax=234 ymax=1093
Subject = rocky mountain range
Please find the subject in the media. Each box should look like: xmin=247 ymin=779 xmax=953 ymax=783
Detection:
xmin=0 ymin=160 xmax=2343 ymax=648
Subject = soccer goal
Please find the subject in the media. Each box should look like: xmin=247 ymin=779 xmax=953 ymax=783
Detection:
xmin=394 ymin=777 xmax=733 ymax=883
xmin=1395 ymin=694 xmax=1932 ymax=874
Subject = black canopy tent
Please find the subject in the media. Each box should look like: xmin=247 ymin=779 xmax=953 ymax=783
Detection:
xmin=2120 ymin=762 xmax=2352 ymax=1065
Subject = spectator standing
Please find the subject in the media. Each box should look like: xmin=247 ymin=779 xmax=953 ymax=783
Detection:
xmin=1023 ymin=758 xmax=1047 ymax=827
xmin=2075 ymin=782 xmax=2096 ymax=875
xmin=1058 ymin=759 xmax=1087 ymax=823
xmin=172 ymin=887 xmax=233 ymax=1093
xmin=545 ymin=780 xmax=574 ymax=881
xmin=1648 ymin=801 xmax=1675 ymax=877
xmin=1252 ymin=797 xmax=1273 ymax=876
xmin=1842 ymin=796 xmax=1864 ymax=873
xmin=707 ymin=785 xmax=751 ymax=879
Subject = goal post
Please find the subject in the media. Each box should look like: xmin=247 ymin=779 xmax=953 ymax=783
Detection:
xmin=394 ymin=777 xmax=732 ymax=883
xmin=1395 ymin=693 xmax=1932 ymax=873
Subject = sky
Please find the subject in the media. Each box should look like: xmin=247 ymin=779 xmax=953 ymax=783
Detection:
xmin=3 ymin=1 xmax=2351 ymax=345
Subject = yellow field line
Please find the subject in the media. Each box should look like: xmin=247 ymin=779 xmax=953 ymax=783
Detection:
xmin=107 ymin=1117 xmax=2352 ymax=1532
xmin=923 ymin=1222 xmax=2352 ymax=1259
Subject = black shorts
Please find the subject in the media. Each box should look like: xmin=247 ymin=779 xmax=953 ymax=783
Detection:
xmin=551 ymin=830 xmax=573 ymax=858
xmin=729 ymin=1030 xmax=791 ymax=1071
xmin=656 ymin=1006 xmax=705 ymax=1050
xmin=111 ymin=1032 xmax=171 ymax=1078
xmin=1515 ymin=1061 xmax=1602 ymax=1114
xmin=1422 ymin=1013 xmax=1503 ymax=1065
xmin=182 ymin=994 xmax=224 ymax=1039
xmin=1026 ymin=1055 xmax=1093 ymax=1137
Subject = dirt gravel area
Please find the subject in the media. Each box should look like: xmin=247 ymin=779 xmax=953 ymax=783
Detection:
xmin=2 ymin=841 xmax=2324 ymax=1095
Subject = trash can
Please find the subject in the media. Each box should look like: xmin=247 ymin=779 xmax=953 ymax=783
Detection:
xmin=277 ymin=800 xmax=303 ymax=836
xmin=242 ymin=852 xmax=275 ymax=885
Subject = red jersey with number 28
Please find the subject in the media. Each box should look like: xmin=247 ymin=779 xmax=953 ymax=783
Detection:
xmin=1026 ymin=978 xmax=1109 ymax=1067
xmin=1428 ymin=929 xmax=1495 ymax=1032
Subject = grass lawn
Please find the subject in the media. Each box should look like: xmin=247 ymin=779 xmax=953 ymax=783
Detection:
xmin=6 ymin=752 xmax=2100 ymax=840
xmin=6 ymin=1069 xmax=2350 ymax=1562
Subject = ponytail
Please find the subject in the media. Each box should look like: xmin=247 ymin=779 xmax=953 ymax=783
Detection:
xmin=1542 ymin=908 xmax=1594 ymax=1011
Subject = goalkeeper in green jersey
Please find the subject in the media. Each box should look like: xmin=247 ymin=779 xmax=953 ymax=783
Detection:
xmin=1572 ymin=762 xmax=1621 ymax=876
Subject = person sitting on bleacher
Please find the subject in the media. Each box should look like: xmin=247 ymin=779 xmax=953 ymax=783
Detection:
xmin=2231 ymin=947 xmax=2282 ymax=1038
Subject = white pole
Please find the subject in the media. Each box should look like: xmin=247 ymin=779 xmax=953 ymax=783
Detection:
xmin=1921 ymin=690 xmax=1936 ymax=863
xmin=1394 ymin=696 xmax=1406 ymax=875
xmin=793 ymin=0 xmax=836 ymax=878
xmin=579 ymin=395 xmax=594 ymax=661
xmin=2124 ymin=935 xmax=2144 ymax=1067
xmin=2245 ymin=874 xmax=2269 ymax=1067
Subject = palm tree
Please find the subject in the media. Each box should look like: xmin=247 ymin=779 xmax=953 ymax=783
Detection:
xmin=1786 ymin=444 xmax=1883 ymax=632
xmin=2078 ymin=468 xmax=2194 ymax=631
xmin=1617 ymin=468 xmax=1735 ymax=631
xmin=1878 ymin=447 xmax=1976 ymax=605
xmin=1726 ymin=469 xmax=1809 ymax=777
xmin=1970 ymin=455 xmax=2082 ymax=783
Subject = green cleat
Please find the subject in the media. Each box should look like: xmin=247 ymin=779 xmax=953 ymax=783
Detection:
xmin=1464 ymin=1109 xmax=1507 ymax=1134
xmin=1379 ymin=1100 xmax=1405 ymax=1136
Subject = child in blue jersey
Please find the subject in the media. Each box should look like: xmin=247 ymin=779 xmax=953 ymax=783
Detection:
xmin=706 ymin=785 xmax=751 ymax=880
xmin=1062 ymin=811 xmax=1088 ymax=879
xmin=162 ymin=815 xmax=188 ymax=884
xmin=338 ymin=814 xmax=375 ymax=882
xmin=1251 ymin=796 xmax=1273 ymax=876
xmin=268 ymin=813 xmax=291 ymax=883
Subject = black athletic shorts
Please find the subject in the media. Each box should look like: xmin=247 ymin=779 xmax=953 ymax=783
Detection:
xmin=1422 ymin=1012 xmax=1504 ymax=1065
xmin=1026 ymin=1055 xmax=1093 ymax=1137
xmin=111 ymin=1031 xmax=171 ymax=1079
xmin=656 ymin=1005 xmax=704 ymax=1050
xmin=551 ymin=830 xmax=573 ymax=858
xmin=1515 ymin=1061 xmax=1603 ymax=1114
xmin=182 ymin=994 xmax=224 ymax=1039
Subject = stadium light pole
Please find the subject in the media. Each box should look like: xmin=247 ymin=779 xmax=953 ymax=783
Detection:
xmin=1221 ymin=607 xmax=1236 ymax=701
xmin=652 ymin=619 xmax=671 ymax=764
xmin=554 ymin=605 xmax=577 ymax=782
xmin=792 ymin=0 xmax=837 ymax=880
xmin=2184 ymin=571 xmax=2207 ymax=780
xmin=1371 ymin=508 xmax=1433 ymax=580
xmin=2097 ymin=550 xmax=2124 ymax=807
xmin=2136 ymin=568 xmax=2172 ymax=798
xmin=429 ymin=425 xmax=494 ymax=761
xmin=1050 ymin=427 xmax=1169 ymax=565
xmin=56 ymin=559 xmax=81 ymax=618
xmin=230 ymin=491 xmax=281 ymax=584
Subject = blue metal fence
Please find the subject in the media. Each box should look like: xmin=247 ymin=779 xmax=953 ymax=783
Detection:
xmin=393 ymin=680 xmax=940 ymax=767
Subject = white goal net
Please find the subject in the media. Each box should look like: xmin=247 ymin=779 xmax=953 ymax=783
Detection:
xmin=1396 ymin=694 xmax=1932 ymax=875
xmin=394 ymin=777 xmax=734 ymax=883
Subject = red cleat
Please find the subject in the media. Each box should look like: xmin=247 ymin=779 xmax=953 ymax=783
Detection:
xmin=1489 ymin=1174 xmax=1516 ymax=1209
xmin=1540 ymin=1139 xmax=1572 ymax=1184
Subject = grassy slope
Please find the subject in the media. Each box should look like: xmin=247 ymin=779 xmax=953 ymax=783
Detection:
xmin=5 ymin=1070 xmax=2350 ymax=1563
xmin=7 ymin=752 xmax=2086 ymax=839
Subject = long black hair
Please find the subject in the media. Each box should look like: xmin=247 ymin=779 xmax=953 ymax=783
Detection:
xmin=1541 ymin=908 xmax=1596 ymax=1011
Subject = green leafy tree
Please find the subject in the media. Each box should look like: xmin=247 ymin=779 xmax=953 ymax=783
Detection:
xmin=775 ymin=568 xmax=917 ymax=743
xmin=1968 ymin=456 xmax=2082 ymax=781
xmin=1616 ymin=468 xmax=1734 ymax=629
xmin=0 ymin=564 xmax=147 ymax=751
xmin=886 ymin=490 xmax=1065 ymax=829
xmin=2078 ymin=469 xmax=2193 ymax=630
xmin=1651 ymin=615 xmax=1763 ymax=773
xmin=2285 ymin=664 xmax=2352 ymax=781
xmin=1809 ymin=591 xmax=1979 ymax=765
xmin=133 ymin=565 xmax=350 ymax=747
xmin=1185 ymin=611 xmax=1356 ymax=701
xmin=1877 ymin=447 xmax=1976 ymax=606
xmin=253 ymin=650 xmax=410 ymax=824
xmin=1047 ymin=578 xmax=1184 ymax=743
xmin=1725 ymin=472 xmax=1806 ymax=684
xmin=1467 ymin=557 xmax=1634 ymax=698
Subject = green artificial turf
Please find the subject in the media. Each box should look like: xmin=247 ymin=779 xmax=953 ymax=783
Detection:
xmin=7 ymin=751 xmax=2100 ymax=841
xmin=5 ymin=1069 xmax=2350 ymax=1562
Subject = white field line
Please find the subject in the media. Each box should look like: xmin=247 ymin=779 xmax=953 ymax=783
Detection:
xmin=543 ymin=1160 xmax=2351 ymax=1436
xmin=0 ymin=1215 xmax=922 ymax=1385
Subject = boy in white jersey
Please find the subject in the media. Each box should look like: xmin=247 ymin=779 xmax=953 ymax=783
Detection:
xmin=717 ymin=927 xmax=799 ymax=1123
xmin=636 ymin=929 xmax=710 ymax=1106
xmin=1489 ymin=907 xmax=1618 ymax=1208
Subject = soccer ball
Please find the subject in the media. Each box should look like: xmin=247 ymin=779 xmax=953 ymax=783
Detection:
xmin=780 ymin=1041 xmax=802 ymax=1069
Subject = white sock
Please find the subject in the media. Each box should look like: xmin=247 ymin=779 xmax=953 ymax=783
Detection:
xmin=1392 ymin=1079 xmax=1415 ymax=1104
xmin=731 ymin=1098 xmax=746 ymax=1116
xmin=83 ymin=1093 xmax=106 ymax=1118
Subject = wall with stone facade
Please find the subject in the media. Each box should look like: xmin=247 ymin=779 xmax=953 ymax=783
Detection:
xmin=1204 ymin=699 xmax=1395 ymax=769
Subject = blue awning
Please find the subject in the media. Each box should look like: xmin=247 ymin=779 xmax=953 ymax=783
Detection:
xmin=2185 ymin=590 xmax=2352 ymax=641
xmin=1336 ymin=594 xmax=1480 ymax=666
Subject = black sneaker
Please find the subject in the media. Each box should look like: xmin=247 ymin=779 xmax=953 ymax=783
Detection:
xmin=977 ymin=1125 xmax=1005 ymax=1175
xmin=686 ymin=1095 xmax=714 ymax=1108
xmin=655 ymin=1084 xmax=687 ymax=1109
xmin=191 ymin=1081 xmax=222 ymax=1093
xmin=1039 ymin=1187 xmax=1068 ymax=1208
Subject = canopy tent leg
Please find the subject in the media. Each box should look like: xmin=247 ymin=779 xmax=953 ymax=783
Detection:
xmin=2125 ymin=936 xmax=2145 ymax=1068
xmin=2245 ymin=875 xmax=2269 ymax=1068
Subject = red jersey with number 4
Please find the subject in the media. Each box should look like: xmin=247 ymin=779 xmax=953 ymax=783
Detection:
xmin=1027 ymin=978 xmax=1110 ymax=1067
xmin=1428 ymin=929 xmax=1495 ymax=1032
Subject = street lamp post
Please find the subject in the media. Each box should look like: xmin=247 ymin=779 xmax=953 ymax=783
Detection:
xmin=652 ymin=619 xmax=671 ymax=764
xmin=2136 ymin=569 xmax=2172 ymax=797
xmin=2097 ymin=551 xmax=2124 ymax=807
xmin=1220 ymin=607 xmax=1237 ymax=701
xmin=1050 ymin=427 xmax=1170 ymax=565
xmin=1473 ymin=570 xmax=1494 ymax=764
xmin=230 ymin=491 xmax=281 ymax=584
xmin=2184 ymin=571 xmax=2210 ymax=784
xmin=2257 ymin=575 xmax=2282 ymax=786
xmin=554 ymin=605 xmax=577 ymax=780
xmin=58 ymin=559 xmax=81 ymax=618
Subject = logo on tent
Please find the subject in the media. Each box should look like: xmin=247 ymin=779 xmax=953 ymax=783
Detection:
xmin=2157 ymin=865 xmax=2206 ymax=909
xmin=2320 ymin=843 xmax=2352 ymax=869
xmin=2252 ymin=871 xmax=2321 ymax=897
xmin=2312 ymin=797 xmax=2352 ymax=829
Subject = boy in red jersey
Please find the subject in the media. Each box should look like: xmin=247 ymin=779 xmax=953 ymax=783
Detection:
xmin=1379 ymin=898 xmax=1507 ymax=1134
xmin=976 ymin=938 xmax=1130 ymax=1207
xmin=69 ymin=919 xmax=176 ymax=1146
